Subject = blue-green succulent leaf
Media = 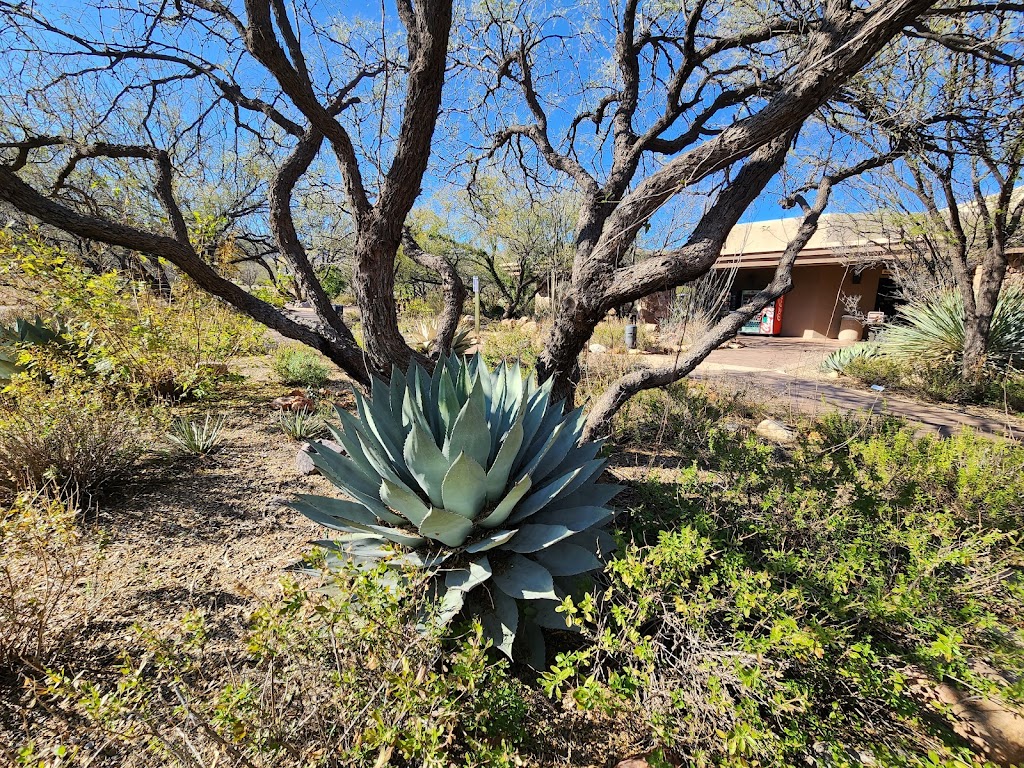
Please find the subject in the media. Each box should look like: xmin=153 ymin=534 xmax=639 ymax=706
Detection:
xmin=379 ymin=478 xmax=431 ymax=526
xmin=440 ymin=452 xmax=487 ymax=519
xmin=404 ymin=422 xmax=449 ymax=506
xmin=506 ymin=465 xmax=588 ymax=524
xmin=484 ymin=414 xmax=524 ymax=503
xmin=492 ymin=554 xmax=557 ymax=600
xmin=507 ymin=523 xmax=578 ymax=553
xmin=445 ymin=387 xmax=490 ymax=466
xmin=529 ymin=505 xmax=614 ymax=529
xmin=477 ymin=475 xmax=532 ymax=529
xmin=465 ymin=528 xmax=518 ymax=553
xmin=418 ymin=506 xmax=474 ymax=547
xmin=533 ymin=542 xmax=604 ymax=576
xmin=481 ymin=588 xmax=519 ymax=658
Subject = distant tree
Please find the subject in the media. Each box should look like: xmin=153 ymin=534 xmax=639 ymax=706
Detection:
xmin=461 ymin=178 xmax=575 ymax=319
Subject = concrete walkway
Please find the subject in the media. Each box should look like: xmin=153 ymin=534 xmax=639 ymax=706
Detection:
xmin=645 ymin=338 xmax=1022 ymax=440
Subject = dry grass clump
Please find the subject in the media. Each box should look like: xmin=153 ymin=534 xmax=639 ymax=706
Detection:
xmin=0 ymin=382 xmax=146 ymax=501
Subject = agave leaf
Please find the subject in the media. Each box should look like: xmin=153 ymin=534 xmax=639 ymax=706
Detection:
xmin=551 ymin=459 xmax=608 ymax=504
xmin=484 ymin=415 xmax=524 ymax=503
xmin=477 ymin=475 xmax=532 ymax=529
xmin=404 ymin=423 xmax=449 ymax=506
xmin=354 ymin=389 xmax=405 ymax=469
xmin=418 ymin=506 xmax=474 ymax=547
xmin=545 ymin=439 xmax=605 ymax=484
xmin=440 ymin=452 xmax=487 ymax=519
xmin=519 ymin=406 xmax=585 ymax=483
xmin=506 ymin=465 xmax=587 ymax=524
xmin=529 ymin=505 xmax=614 ymax=529
xmin=556 ymin=482 xmax=624 ymax=510
xmin=506 ymin=523 xmax=579 ymax=553
xmin=522 ymin=618 xmax=546 ymax=669
xmin=293 ymin=493 xmax=379 ymax=527
xmin=318 ymin=514 xmax=427 ymax=548
xmin=480 ymin=588 xmax=519 ymax=658
xmin=314 ymin=539 xmax=392 ymax=561
xmin=436 ymin=557 xmax=492 ymax=625
xmin=530 ymin=599 xmax=574 ymax=630
xmin=379 ymin=478 xmax=430 ymax=527
xmin=389 ymin=365 xmax=405 ymax=416
xmin=492 ymin=554 xmax=557 ymax=600
xmin=306 ymin=446 xmax=405 ymax=525
xmin=533 ymin=542 xmax=604 ymax=576
xmin=445 ymin=387 xmax=490 ymax=466
xmin=355 ymin=431 xmax=404 ymax=486
xmin=566 ymin=527 xmax=618 ymax=558
xmin=437 ymin=367 xmax=462 ymax=439
xmin=465 ymin=528 xmax=518 ymax=553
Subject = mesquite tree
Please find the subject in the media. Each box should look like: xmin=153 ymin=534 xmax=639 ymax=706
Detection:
xmin=467 ymin=0 xmax=1024 ymax=431
xmin=0 ymin=0 xmax=1021 ymax=433
xmin=0 ymin=0 xmax=455 ymax=385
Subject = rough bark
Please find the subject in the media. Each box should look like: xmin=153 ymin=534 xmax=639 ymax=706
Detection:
xmin=401 ymin=227 xmax=467 ymax=357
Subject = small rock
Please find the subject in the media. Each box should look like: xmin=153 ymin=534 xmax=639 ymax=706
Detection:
xmin=614 ymin=758 xmax=652 ymax=768
xmin=295 ymin=440 xmax=343 ymax=476
xmin=589 ymin=343 xmax=608 ymax=354
xmin=627 ymin=348 xmax=643 ymax=355
xmin=521 ymin=320 xmax=538 ymax=333
xmin=295 ymin=448 xmax=317 ymax=475
xmin=726 ymin=340 xmax=745 ymax=349
xmin=516 ymin=316 xmax=529 ymax=326
xmin=501 ymin=318 xmax=515 ymax=327
xmin=643 ymin=323 xmax=659 ymax=333
xmin=756 ymin=418 xmax=797 ymax=444
xmin=825 ymin=370 xmax=841 ymax=379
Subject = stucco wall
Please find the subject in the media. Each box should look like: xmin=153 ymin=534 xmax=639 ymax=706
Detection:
xmin=732 ymin=265 xmax=882 ymax=339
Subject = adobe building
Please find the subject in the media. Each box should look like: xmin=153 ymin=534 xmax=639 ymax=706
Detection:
xmin=714 ymin=213 xmax=899 ymax=340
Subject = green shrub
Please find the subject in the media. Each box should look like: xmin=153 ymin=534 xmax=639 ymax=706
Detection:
xmin=0 ymin=381 xmax=147 ymax=501
xmin=481 ymin=325 xmax=541 ymax=369
xmin=294 ymin=355 xmax=621 ymax=664
xmin=405 ymin=318 xmax=474 ymax=356
xmin=820 ymin=341 xmax=883 ymax=373
xmin=249 ymin=284 xmax=288 ymax=308
xmin=271 ymin=345 xmax=332 ymax=387
xmin=544 ymin=414 xmax=1024 ymax=765
xmin=277 ymin=408 xmax=324 ymax=440
xmin=26 ymin=563 xmax=530 ymax=767
xmin=315 ymin=264 xmax=348 ymax=299
xmin=167 ymin=413 xmax=226 ymax=455
xmin=882 ymin=285 xmax=1024 ymax=374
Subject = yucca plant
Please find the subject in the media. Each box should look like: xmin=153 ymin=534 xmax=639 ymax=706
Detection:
xmin=167 ymin=413 xmax=225 ymax=455
xmin=278 ymin=408 xmax=325 ymax=440
xmin=882 ymin=285 xmax=1024 ymax=372
xmin=406 ymin=320 xmax=473 ymax=357
xmin=292 ymin=354 xmax=621 ymax=664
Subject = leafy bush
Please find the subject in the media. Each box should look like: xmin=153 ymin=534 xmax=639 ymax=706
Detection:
xmin=0 ymin=492 xmax=84 ymax=668
xmin=295 ymin=355 xmax=620 ymax=663
xmin=167 ymin=413 xmax=226 ymax=455
xmin=0 ymin=381 xmax=146 ymax=500
xmin=1 ymin=234 xmax=266 ymax=399
xmin=481 ymin=324 xmax=541 ymax=369
xmin=820 ymin=341 xmax=883 ymax=373
xmin=271 ymin=345 xmax=332 ymax=387
xmin=545 ymin=416 xmax=1024 ymax=766
xmin=315 ymin=264 xmax=349 ymax=299
xmin=24 ymin=563 xmax=530 ymax=767
xmin=590 ymin=317 xmax=655 ymax=352
xmin=249 ymin=284 xmax=288 ymax=308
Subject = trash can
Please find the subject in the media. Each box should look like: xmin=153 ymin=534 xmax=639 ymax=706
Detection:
xmin=624 ymin=323 xmax=638 ymax=350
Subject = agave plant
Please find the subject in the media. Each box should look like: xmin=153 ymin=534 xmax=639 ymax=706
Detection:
xmin=820 ymin=342 xmax=882 ymax=373
xmin=406 ymin=319 xmax=473 ymax=357
xmin=0 ymin=317 xmax=68 ymax=383
xmin=292 ymin=354 xmax=620 ymax=664
xmin=882 ymin=285 xmax=1024 ymax=372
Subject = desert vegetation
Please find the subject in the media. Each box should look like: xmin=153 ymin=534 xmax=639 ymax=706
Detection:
xmin=2 ymin=1 xmax=1024 ymax=766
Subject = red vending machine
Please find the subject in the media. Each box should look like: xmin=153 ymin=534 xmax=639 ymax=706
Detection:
xmin=739 ymin=292 xmax=785 ymax=335
xmin=760 ymin=295 xmax=784 ymax=335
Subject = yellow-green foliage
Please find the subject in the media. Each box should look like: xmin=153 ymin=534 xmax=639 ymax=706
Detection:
xmin=481 ymin=324 xmax=542 ymax=368
xmin=1 ymin=234 xmax=266 ymax=399
xmin=0 ymin=492 xmax=84 ymax=667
